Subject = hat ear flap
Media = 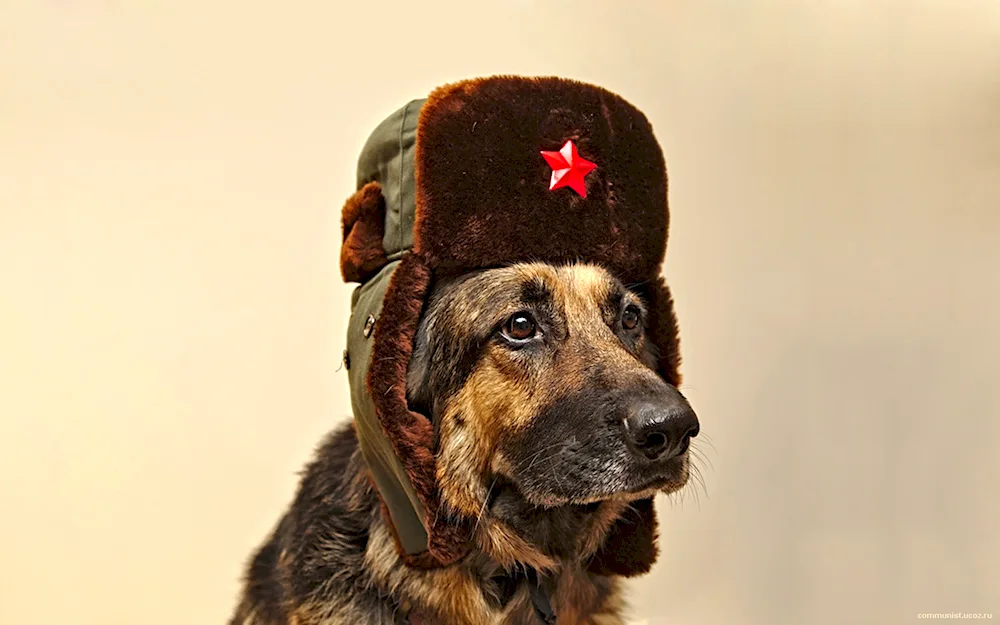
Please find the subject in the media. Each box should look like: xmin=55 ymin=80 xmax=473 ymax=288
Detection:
xmin=364 ymin=253 xmax=473 ymax=567
xmin=341 ymin=181 xmax=389 ymax=283
xmin=587 ymin=497 xmax=658 ymax=576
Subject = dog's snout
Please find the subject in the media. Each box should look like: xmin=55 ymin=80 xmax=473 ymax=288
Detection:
xmin=625 ymin=399 xmax=699 ymax=462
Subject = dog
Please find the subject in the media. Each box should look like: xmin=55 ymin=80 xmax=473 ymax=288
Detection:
xmin=230 ymin=261 xmax=699 ymax=625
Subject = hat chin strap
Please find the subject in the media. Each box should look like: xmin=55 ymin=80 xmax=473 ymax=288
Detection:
xmin=522 ymin=568 xmax=558 ymax=625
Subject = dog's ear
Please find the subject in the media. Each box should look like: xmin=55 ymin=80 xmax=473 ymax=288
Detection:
xmin=587 ymin=496 xmax=659 ymax=576
xmin=341 ymin=181 xmax=389 ymax=283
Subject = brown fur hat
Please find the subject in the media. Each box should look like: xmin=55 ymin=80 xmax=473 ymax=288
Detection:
xmin=340 ymin=76 xmax=681 ymax=574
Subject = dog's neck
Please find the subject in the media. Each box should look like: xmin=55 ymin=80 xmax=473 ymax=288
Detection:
xmin=361 ymin=469 xmax=624 ymax=624
xmin=409 ymin=490 xmax=623 ymax=625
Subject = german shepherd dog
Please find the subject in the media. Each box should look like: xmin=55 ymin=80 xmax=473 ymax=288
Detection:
xmin=230 ymin=262 xmax=699 ymax=625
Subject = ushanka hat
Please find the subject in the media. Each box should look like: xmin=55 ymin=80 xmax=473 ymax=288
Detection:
xmin=340 ymin=76 xmax=682 ymax=574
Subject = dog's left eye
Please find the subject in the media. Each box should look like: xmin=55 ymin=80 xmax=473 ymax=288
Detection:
xmin=622 ymin=305 xmax=641 ymax=330
xmin=502 ymin=312 xmax=537 ymax=341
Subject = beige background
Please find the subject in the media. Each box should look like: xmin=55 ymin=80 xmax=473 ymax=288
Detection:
xmin=2 ymin=1 xmax=998 ymax=624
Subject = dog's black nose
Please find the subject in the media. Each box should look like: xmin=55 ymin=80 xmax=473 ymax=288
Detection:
xmin=625 ymin=400 xmax=699 ymax=462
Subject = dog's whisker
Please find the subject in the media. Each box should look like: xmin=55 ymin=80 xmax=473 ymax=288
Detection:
xmin=515 ymin=440 xmax=570 ymax=474
xmin=695 ymin=432 xmax=718 ymax=454
xmin=473 ymin=477 xmax=499 ymax=535
xmin=665 ymin=490 xmax=677 ymax=509
xmin=689 ymin=441 xmax=715 ymax=471
xmin=690 ymin=463 xmax=709 ymax=500
xmin=689 ymin=451 xmax=712 ymax=476
xmin=686 ymin=468 xmax=703 ymax=510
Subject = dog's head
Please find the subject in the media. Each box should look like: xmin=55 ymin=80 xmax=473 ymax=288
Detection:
xmin=406 ymin=262 xmax=698 ymax=527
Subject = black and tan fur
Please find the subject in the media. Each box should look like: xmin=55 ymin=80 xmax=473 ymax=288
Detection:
xmin=231 ymin=262 xmax=698 ymax=625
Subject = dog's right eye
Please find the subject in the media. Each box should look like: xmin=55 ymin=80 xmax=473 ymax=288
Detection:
xmin=502 ymin=312 xmax=537 ymax=342
xmin=622 ymin=305 xmax=641 ymax=330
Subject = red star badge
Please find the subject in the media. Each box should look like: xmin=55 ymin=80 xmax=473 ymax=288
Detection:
xmin=541 ymin=140 xmax=597 ymax=198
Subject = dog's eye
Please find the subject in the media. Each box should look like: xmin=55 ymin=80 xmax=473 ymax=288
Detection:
xmin=503 ymin=312 xmax=537 ymax=341
xmin=622 ymin=305 xmax=641 ymax=330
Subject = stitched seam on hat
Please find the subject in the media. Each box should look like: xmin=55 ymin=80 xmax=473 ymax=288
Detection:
xmin=397 ymin=101 xmax=410 ymax=253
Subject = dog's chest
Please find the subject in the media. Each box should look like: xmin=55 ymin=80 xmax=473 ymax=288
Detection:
xmin=406 ymin=567 xmax=621 ymax=625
